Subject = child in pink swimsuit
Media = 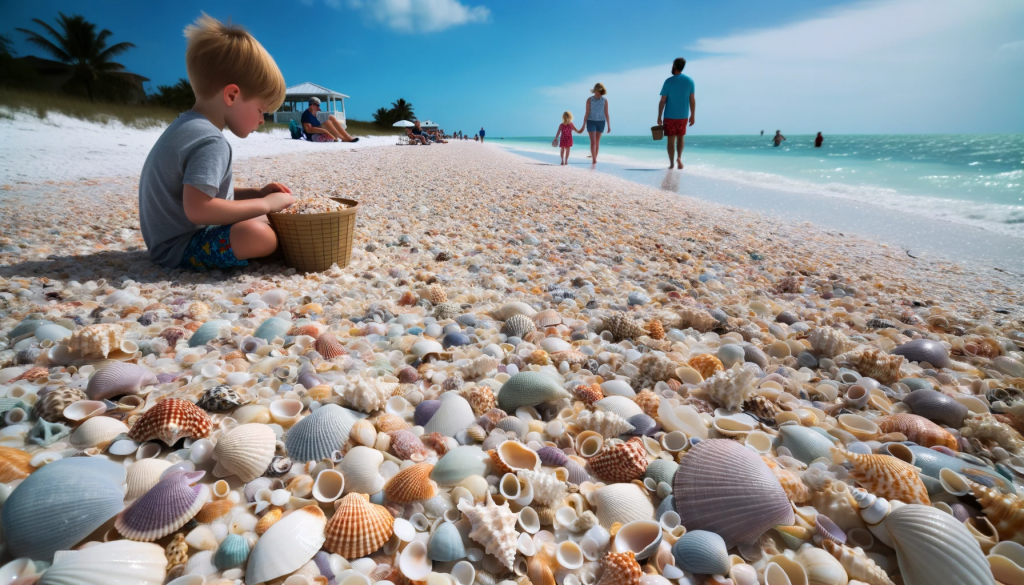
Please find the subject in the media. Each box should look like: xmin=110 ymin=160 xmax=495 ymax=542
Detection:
xmin=556 ymin=111 xmax=582 ymax=165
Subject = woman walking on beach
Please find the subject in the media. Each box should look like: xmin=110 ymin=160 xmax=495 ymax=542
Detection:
xmin=555 ymin=111 xmax=582 ymax=165
xmin=583 ymin=83 xmax=609 ymax=163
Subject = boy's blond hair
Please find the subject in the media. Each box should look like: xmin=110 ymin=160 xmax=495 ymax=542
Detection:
xmin=185 ymin=14 xmax=286 ymax=110
xmin=562 ymin=111 xmax=573 ymax=123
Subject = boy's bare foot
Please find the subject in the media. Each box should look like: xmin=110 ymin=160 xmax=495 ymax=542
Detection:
xmin=677 ymin=160 xmax=683 ymax=169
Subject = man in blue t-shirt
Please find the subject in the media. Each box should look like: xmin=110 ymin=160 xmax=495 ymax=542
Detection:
xmin=300 ymin=97 xmax=359 ymax=143
xmin=657 ymin=57 xmax=696 ymax=169
xmin=479 ymin=127 xmax=485 ymax=143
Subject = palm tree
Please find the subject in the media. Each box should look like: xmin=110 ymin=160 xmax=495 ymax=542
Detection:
xmin=17 ymin=12 xmax=136 ymax=101
xmin=150 ymin=78 xmax=195 ymax=113
xmin=371 ymin=107 xmax=393 ymax=126
xmin=390 ymin=98 xmax=415 ymax=122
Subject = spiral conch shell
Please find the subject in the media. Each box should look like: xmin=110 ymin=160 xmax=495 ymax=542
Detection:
xmin=807 ymin=327 xmax=858 ymax=358
xmin=458 ymin=493 xmax=520 ymax=570
xmin=822 ymin=541 xmax=894 ymax=585
xmin=832 ymin=448 xmax=930 ymax=505
xmin=970 ymin=481 xmax=1024 ymax=544
xmin=572 ymin=409 xmax=635 ymax=437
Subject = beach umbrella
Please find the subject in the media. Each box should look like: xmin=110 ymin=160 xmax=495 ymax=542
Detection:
xmin=392 ymin=120 xmax=415 ymax=127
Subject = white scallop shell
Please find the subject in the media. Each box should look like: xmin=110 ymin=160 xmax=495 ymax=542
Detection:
xmin=38 ymin=540 xmax=166 ymax=585
xmin=213 ymin=423 xmax=277 ymax=482
xmin=245 ymin=506 xmax=326 ymax=585
xmin=423 ymin=392 xmax=476 ymax=437
xmin=340 ymin=446 xmax=385 ymax=495
xmin=69 ymin=416 xmax=129 ymax=449
xmin=885 ymin=504 xmax=992 ymax=585
xmin=125 ymin=458 xmax=173 ymax=501
xmin=591 ymin=483 xmax=654 ymax=529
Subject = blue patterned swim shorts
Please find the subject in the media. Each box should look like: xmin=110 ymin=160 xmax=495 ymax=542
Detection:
xmin=178 ymin=225 xmax=249 ymax=271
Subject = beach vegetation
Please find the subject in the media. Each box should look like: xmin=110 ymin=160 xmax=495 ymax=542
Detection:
xmin=371 ymin=98 xmax=416 ymax=127
xmin=149 ymin=78 xmax=196 ymax=113
xmin=0 ymin=34 xmax=47 ymax=91
xmin=0 ymin=87 xmax=176 ymax=128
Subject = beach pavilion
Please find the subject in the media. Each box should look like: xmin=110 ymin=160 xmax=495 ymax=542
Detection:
xmin=273 ymin=82 xmax=349 ymax=126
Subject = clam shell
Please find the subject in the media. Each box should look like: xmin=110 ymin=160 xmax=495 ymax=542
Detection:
xmin=423 ymin=391 xmax=476 ymax=437
xmin=891 ymin=338 xmax=951 ymax=368
xmin=592 ymin=482 xmax=654 ymax=529
xmin=213 ymin=423 xmax=277 ymax=482
xmin=671 ymin=530 xmax=730 ymax=576
xmin=128 ymin=398 xmax=211 ymax=445
xmin=214 ymin=533 xmax=250 ymax=570
xmin=627 ymin=413 xmax=658 ymax=436
xmin=252 ymin=317 xmax=291 ymax=342
xmin=116 ymin=471 xmax=210 ymax=541
xmin=70 ymin=415 xmax=129 ymax=449
xmin=86 ymin=362 xmax=158 ymax=400
xmin=432 ymin=445 xmax=491 ymax=485
xmin=490 ymin=302 xmax=537 ymax=320
xmin=245 ymin=505 xmax=326 ymax=585
xmin=340 ymin=446 xmax=386 ymax=494
xmin=0 ymin=445 xmax=34 ymax=483
xmin=37 ymin=540 xmax=166 ymax=585
xmin=595 ymin=395 xmax=644 ymax=420
xmin=126 ymin=458 xmax=173 ymax=501
xmin=885 ymin=504 xmax=992 ymax=585
xmin=613 ymin=519 xmax=663 ymax=560
xmin=324 ymin=493 xmax=395 ymax=558
xmin=188 ymin=319 xmax=231 ymax=348
xmin=497 ymin=372 xmax=570 ymax=411
xmin=2 ymin=457 xmax=126 ymax=560
xmin=388 ymin=429 xmax=430 ymax=461
xmin=501 ymin=314 xmax=536 ymax=338
xmin=384 ymin=463 xmax=437 ymax=503
xmin=428 ymin=520 xmax=466 ymax=561
xmin=285 ymin=404 xmax=363 ymax=463
xmin=673 ymin=439 xmax=794 ymax=547
xmin=779 ymin=425 xmax=837 ymax=464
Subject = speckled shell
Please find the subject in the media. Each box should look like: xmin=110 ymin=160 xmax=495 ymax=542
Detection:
xmin=632 ymin=390 xmax=659 ymax=418
xmin=884 ymin=504 xmax=992 ymax=585
xmin=128 ymin=398 xmax=211 ymax=445
xmin=70 ymin=415 xmax=129 ymax=449
xmin=571 ymin=383 xmax=604 ymax=405
xmin=126 ymin=458 xmax=173 ymax=501
xmin=497 ymin=371 xmax=570 ymax=411
xmin=66 ymin=323 xmax=123 ymax=358
xmin=901 ymin=389 xmax=968 ymax=428
xmin=314 ymin=332 xmax=347 ymax=360
xmin=285 ymin=404 xmax=362 ymax=463
xmin=891 ymin=338 xmax=951 ymax=368
xmin=188 ymin=319 xmax=231 ymax=348
xmin=389 ymin=429 xmax=430 ymax=461
xmin=836 ymin=348 xmax=904 ymax=385
xmin=673 ymin=439 xmax=794 ymax=547
xmin=255 ymin=507 xmax=282 ymax=534
xmin=501 ymin=314 xmax=536 ymax=338
xmin=459 ymin=494 xmax=520 ymax=570
xmin=645 ymin=320 xmax=666 ymax=340
xmin=833 ymin=449 xmax=930 ymax=505
xmin=0 ymin=445 xmax=35 ymax=483
xmin=324 ymin=493 xmax=394 ymax=558
xmin=876 ymin=413 xmax=957 ymax=450
xmin=589 ymin=437 xmax=648 ymax=482
xmin=594 ymin=550 xmax=642 ymax=585
xmin=574 ymin=409 xmax=635 ymax=437
xmin=970 ymin=482 xmax=1024 ymax=544
xmin=671 ymin=530 xmax=731 ymax=576
xmin=384 ymin=463 xmax=437 ymax=503
xmin=461 ymin=385 xmax=496 ymax=416
xmin=36 ymin=540 xmax=166 ymax=585
xmin=779 ymin=424 xmax=837 ymax=464
xmin=423 ymin=391 xmax=476 ymax=437
xmin=602 ymin=313 xmax=645 ymax=341
xmin=86 ymin=362 xmax=158 ymax=400
xmin=116 ymin=471 xmax=210 ymax=541
xmin=592 ymin=482 xmax=654 ymax=529
xmin=33 ymin=387 xmax=86 ymax=422
xmin=196 ymin=384 xmax=247 ymax=412
xmin=246 ymin=505 xmax=326 ymax=585
xmin=428 ymin=283 xmax=448 ymax=304
xmin=213 ymin=423 xmax=277 ymax=482
xmin=2 ymin=457 xmax=126 ymax=561
xmin=434 ymin=302 xmax=460 ymax=320
xmin=689 ymin=354 xmax=724 ymax=379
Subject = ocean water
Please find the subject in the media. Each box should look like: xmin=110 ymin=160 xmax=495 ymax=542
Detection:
xmin=500 ymin=134 xmax=1024 ymax=238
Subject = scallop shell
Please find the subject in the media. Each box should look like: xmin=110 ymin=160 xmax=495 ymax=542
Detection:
xmin=423 ymin=391 xmax=476 ymax=437
xmin=128 ymin=398 xmax=211 ymax=446
xmin=0 ymin=445 xmax=34 ymax=483
xmin=594 ymin=550 xmax=643 ymax=585
xmin=574 ymin=409 xmax=635 ymax=437
xmin=836 ymin=348 xmax=904 ymax=385
xmin=876 ymin=413 xmax=957 ymax=450
xmin=432 ymin=445 xmax=491 ymax=485
xmin=592 ymin=482 xmax=654 ymax=529
xmin=214 ymin=533 xmax=250 ymax=570
xmin=314 ymin=333 xmax=347 ymax=360
xmin=37 ymin=540 xmax=166 ymax=585
xmin=779 ymin=424 xmax=837 ymax=464
xmin=891 ymin=338 xmax=951 ymax=368
xmin=489 ymin=302 xmax=537 ymax=321
xmin=501 ymin=314 xmax=536 ymax=338
xmin=832 ymin=449 xmax=930 ymax=505
xmin=808 ymin=327 xmax=858 ymax=358
xmin=884 ymin=504 xmax=992 ymax=585
xmin=213 ymin=423 xmax=277 ymax=482
xmin=324 ymin=493 xmax=395 ymax=558
xmin=2 ymin=457 xmax=126 ymax=561
xmin=673 ymin=438 xmax=794 ymax=547
xmin=671 ymin=530 xmax=730 ymax=576
xmin=428 ymin=520 xmax=466 ymax=562
xmin=66 ymin=323 xmax=124 ymax=358
xmin=537 ymin=445 xmax=568 ymax=467
xmin=246 ymin=505 xmax=326 ymax=585
xmin=901 ymin=389 xmax=968 ymax=428
xmin=187 ymin=319 xmax=231 ymax=347
xmin=126 ymin=458 xmax=173 ymax=501
xmin=86 ymin=362 xmax=158 ymax=400
xmin=589 ymin=437 xmax=648 ymax=482
xmin=70 ymin=415 xmax=129 ymax=449
xmin=33 ymin=386 xmax=86 ymax=422
xmin=285 ymin=404 xmax=363 ymax=463
xmin=340 ymin=446 xmax=386 ymax=494
xmin=459 ymin=493 xmax=520 ymax=570
xmin=970 ymin=482 xmax=1024 ymax=544
xmin=384 ymin=463 xmax=437 ymax=503
xmin=116 ymin=471 xmax=210 ymax=541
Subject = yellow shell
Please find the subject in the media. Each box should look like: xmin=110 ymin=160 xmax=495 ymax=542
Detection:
xmin=527 ymin=350 xmax=551 ymax=366
xmin=689 ymin=354 xmax=724 ymax=379
xmin=970 ymin=482 xmax=1024 ymax=544
xmin=0 ymin=446 xmax=35 ymax=483
xmin=383 ymin=463 xmax=438 ymax=503
xmin=832 ymin=449 xmax=929 ymax=505
xmin=324 ymin=493 xmax=395 ymax=558
xmin=304 ymin=384 xmax=333 ymax=403
xmin=195 ymin=499 xmax=233 ymax=523
xmin=255 ymin=508 xmax=283 ymax=535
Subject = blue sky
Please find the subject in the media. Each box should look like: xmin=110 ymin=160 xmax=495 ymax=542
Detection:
xmin=4 ymin=0 xmax=1023 ymax=136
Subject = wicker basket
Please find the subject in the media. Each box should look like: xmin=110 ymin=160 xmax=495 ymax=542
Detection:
xmin=651 ymin=125 xmax=664 ymax=140
xmin=268 ymin=198 xmax=359 ymax=272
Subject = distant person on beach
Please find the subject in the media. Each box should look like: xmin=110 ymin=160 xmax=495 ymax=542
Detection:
xmin=138 ymin=15 xmax=293 ymax=271
xmin=302 ymin=97 xmax=359 ymax=143
xmin=405 ymin=125 xmax=430 ymax=145
xmin=583 ymin=83 xmax=610 ymax=164
xmin=657 ymin=57 xmax=695 ymax=169
xmin=555 ymin=111 xmax=582 ymax=166
xmin=773 ymin=130 xmax=786 ymax=147
xmin=815 ymin=132 xmax=824 ymax=148
xmin=761 ymin=130 xmax=764 ymax=136
xmin=479 ymin=127 xmax=486 ymax=142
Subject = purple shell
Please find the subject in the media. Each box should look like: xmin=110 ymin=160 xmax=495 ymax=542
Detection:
xmin=892 ymin=339 xmax=951 ymax=368
xmin=627 ymin=414 xmax=659 ymax=436
xmin=902 ymin=389 xmax=968 ymax=428
xmin=115 ymin=471 xmax=209 ymax=541
xmin=86 ymin=362 xmax=159 ymax=401
xmin=414 ymin=400 xmax=442 ymax=427
xmin=536 ymin=446 xmax=569 ymax=467
xmin=156 ymin=373 xmax=179 ymax=384
xmin=314 ymin=551 xmax=337 ymax=585
xmin=815 ymin=514 xmax=846 ymax=544
xmin=565 ymin=459 xmax=590 ymax=485
xmin=948 ymin=502 xmax=980 ymax=523
xmin=296 ymin=371 xmax=323 ymax=390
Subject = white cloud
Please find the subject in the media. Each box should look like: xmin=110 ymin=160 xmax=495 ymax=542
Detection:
xmin=535 ymin=0 xmax=1024 ymax=135
xmin=347 ymin=0 xmax=489 ymax=33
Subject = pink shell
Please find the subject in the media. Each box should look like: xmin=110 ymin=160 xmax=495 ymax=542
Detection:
xmin=86 ymin=362 xmax=158 ymax=401
xmin=388 ymin=430 xmax=430 ymax=462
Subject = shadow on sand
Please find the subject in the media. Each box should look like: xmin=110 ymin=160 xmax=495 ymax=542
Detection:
xmin=0 ymin=250 xmax=287 ymax=283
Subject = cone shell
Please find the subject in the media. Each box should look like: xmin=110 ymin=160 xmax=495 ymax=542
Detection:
xmin=324 ymin=493 xmax=395 ymax=558
xmin=970 ymin=482 xmax=1024 ymax=544
xmin=497 ymin=372 xmax=570 ymax=411
xmin=833 ymin=449 xmax=930 ymax=505
xmin=0 ymin=445 xmax=34 ymax=483
xmin=592 ymin=482 xmax=654 ymax=528
xmin=315 ymin=332 xmax=347 ymax=360
xmin=116 ymin=471 xmax=210 ymax=541
xmin=901 ymin=389 xmax=969 ymax=428
xmin=285 ymin=404 xmax=362 ymax=463
xmin=673 ymin=438 xmax=794 ymax=547
xmin=86 ymin=362 xmax=158 ymax=400
xmin=213 ymin=423 xmax=277 ymax=482
xmin=876 ymin=413 xmax=958 ymax=450
xmin=595 ymin=550 xmax=643 ymax=585
xmin=128 ymin=398 xmax=211 ymax=446
xmin=589 ymin=437 xmax=648 ymax=482
xmin=246 ymin=505 xmax=326 ymax=585
xmin=33 ymin=387 xmax=86 ymax=422
xmin=126 ymin=458 xmax=173 ymax=500
xmin=884 ymin=504 xmax=992 ymax=585
xmin=384 ymin=463 xmax=438 ymax=503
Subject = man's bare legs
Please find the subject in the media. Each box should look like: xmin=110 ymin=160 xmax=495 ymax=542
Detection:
xmin=322 ymin=116 xmax=356 ymax=142
xmin=667 ymin=135 xmax=684 ymax=169
xmin=676 ymin=135 xmax=684 ymax=169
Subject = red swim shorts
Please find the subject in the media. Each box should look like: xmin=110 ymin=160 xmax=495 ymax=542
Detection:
xmin=664 ymin=118 xmax=688 ymax=136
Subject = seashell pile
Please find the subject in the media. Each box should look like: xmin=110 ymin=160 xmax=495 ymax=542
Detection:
xmin=0 ymin=144 xmax=1022 ymax=585
xmin=274 ymin=196 xmax=351 ymax=215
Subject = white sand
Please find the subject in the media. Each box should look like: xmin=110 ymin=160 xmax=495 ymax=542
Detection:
xmin=0 ymin=110 xmax=395 ymax=184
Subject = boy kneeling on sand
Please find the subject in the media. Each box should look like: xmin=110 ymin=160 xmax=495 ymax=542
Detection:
xmin=139 ymin=15 xmax=294 ymax=271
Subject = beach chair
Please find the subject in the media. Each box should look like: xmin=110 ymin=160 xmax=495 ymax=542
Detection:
xmin=397 ymin=135 xmax=411 ymax=146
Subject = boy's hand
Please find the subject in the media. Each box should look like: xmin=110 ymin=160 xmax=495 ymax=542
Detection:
xmin=260 ymin=182 xmax=292 ymax=197
xmin=263 ymin=191 xmax=295 ymax=214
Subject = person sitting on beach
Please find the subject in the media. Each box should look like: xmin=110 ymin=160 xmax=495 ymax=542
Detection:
xmin=773 ymin=130 xmax=786 ymax=147
xmin=657 ymin=57 xmax=695 ymax=170
xmin=302 ymin=97 xmax=359 ymax=143
xmin=815 ymin=132 xmax=824 ymax=148
xmin=555 ymin=111 xmax=582 ymax=166
xmin=138 ymin=14 xmax=294 ymax=271
xmin=583 ymin=83 xmax=610 ymax=164
xmin=405 ymin=124 xmax=430 ymax=145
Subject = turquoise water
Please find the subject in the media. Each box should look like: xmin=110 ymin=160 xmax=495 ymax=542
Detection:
xmin=500 ymin=134 xmax=1024 ymax=238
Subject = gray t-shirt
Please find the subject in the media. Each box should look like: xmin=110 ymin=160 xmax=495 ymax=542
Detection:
xmin=138 ymin=111 xmax=233 ymax=268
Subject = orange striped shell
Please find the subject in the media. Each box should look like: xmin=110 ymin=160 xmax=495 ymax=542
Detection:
xmin=255 ymin=507 xmax=282 ymax=534
xmin=314 ymin=333 xmax=347 ymax=360
xmin=375 ymin=413 xmax=410 ymax=433
xmin=876 ymin=413 xmax=958 ymax=450
xmin=836 ymin=450 xmax=930 ymax=505
xmin=595 ymin=550 xmax=643 ymax=585
xmin=689 ymin=354 xmax=725 ymax=379
xmin=572 ymin=384 xmax=604 ymax=406
xmin=128 ymin=398 xmax=211 ymax=446
xmin=9 ymin=367 xmax=48 ymax=383
xmin=645 ymin=320 xmax=666 ymax=341
xmin=195 ymin=499 xmax=233 ymax=523
xmin=633 ymin=390 xmax=659 ymax=417
xmin=762 ymin=456 xmax=810 ymax=504
xmin=324 ymin=493 xmax=394 ymax=558
xmin=383 ymin=463 xmax=437 ymax=503
xmin=291 ymin=323 xmax=325 ymax=338
xmin=0 ymin=446 xmax=34 ymax=483
xmin=589 ymin=437 xmax=648 ymax=483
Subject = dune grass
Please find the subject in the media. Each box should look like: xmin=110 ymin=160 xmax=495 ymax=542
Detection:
xmin=0 ymin=88 xmax=177 ymax=128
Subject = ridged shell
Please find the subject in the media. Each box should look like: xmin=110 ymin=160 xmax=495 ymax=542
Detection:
xmin=324 ymin=493 xmax=394 ymax=558
xmin=213 ymin=423 xmax=277 ymax=482
xmin=901 ymin=389 xmax=969 ymax=428
xmin=808 ymin=327 xmax=859 ymax=358
xmin=66 ymin=323 xmax=123 ymax=358
xmin=574 ymin=409 xmax=635 ymax=437
xmin=384 ymin=463 xmax=437 ymax=503
xmin=595 ymin=396 xmax=644 ymax=420
xmin=196 ymin=384 xmax=247 ymax=412
xmin=2 ymin=457 xmax=127 ymax=561
xmin=643 ymin=459 xmax=679 ymax=486
xmin=589 ymin=437 xmax=648 ymax=482
xmin=779 ymin=424 xmax=836 ymax=464
xmin=460 ymin=354 xmax=500 ymax=380
xmin=496 ymin=416 xmax=529 ymax=439
xmin=214 ymin=533 xmax=250 ymax=570
xmin=536 ymin=445 xmax=568 ymax=467
xmin=884 ymin=504 xmax=992 ymax=585
xmin=414 ymin=400 xmax=441 ymax=426
xmin=116 ymin=471 xmax=210 ymax=541
xmin=671 ymin=530 xmax=730 ymax=576
xmin=188 ymin=319 xmax=231 ymax=347
xmin=128 ymin=398 xmax=211 ymax=445
xmin=428 ymin=283 xmax=448 ymax=304
xmin=595 ymin=550 xmax=643 ymax=585
xmin=632 ymin=390 xmax=659 ymax=418
xmin=434 ymin=302 xmax=460 ymax=320
xmin=891 ymin=338 xmax=951 ymax=368
xmin=676 ymin=306 xmax=720 ymax=332
xmin=195 ymin=499 xmax=234 ymax=523
xmin=565 ymin=459 xmax=590 ymax=484
xmin=246 ymin=505 xmax=326 ymax=585
xmin=340 ymin=446 xmax=386 ymax=494
xmin=423 ymin=391 xmax=476 ymax=437
xmin=601 ymin=313 xmax=645 ymax=341
xmin=376 ymin=412 xmax=410 ymax=433
xmin=428 ymin=520 xmax=466 ymax=562
xmin=836 ymin=348 xmax=904 ymax=385
xmin=70 ymin=415 xmax=129 ymax=449
xmin=876 ymin=413 xmax=957 ymax=450
xmin=501 ymin=314 xmax=536 ymax=338
xmin=592 ymin=482 xmax=654 ymax=528
xmin=489 ymin=302 xmax=537 ymax=320
xmin=673 ymin=439 xmax=794 ymax=546
xmin=37 ymin=540 xmax=166 ymax=585
xmin=285 ymin=404 xmax=363 ymax=463
xmin=833 ymin=449 xmax=930 ymax=505
xmin=252 ymin=317 xmax=291 ymax=342
xmin=255 ymin=507 xmax=282 ymax=534
xmin=86 ymin=362 xmax=158 ymax=400
xmin=33 ymin=386 xmax=86 ymax=422
xmin=823 ymin=541 xmax=894 ymax=585
xmin=459 ymin=494 xmax=520 ymax=570
xmin=126 ymin=458 xmax=173 ymax=500
xmin=314 ymin=332 xmax=347 ymax=360
xmin=432 ymin=445 xmax=491 ymax=485
xmin=517 ymin=468 xmax=566 ymax=506
xmin=970 ymin=482 xmax=1024 ymax=544
xmin=0 ymin=445 xmax=34 ymax=483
